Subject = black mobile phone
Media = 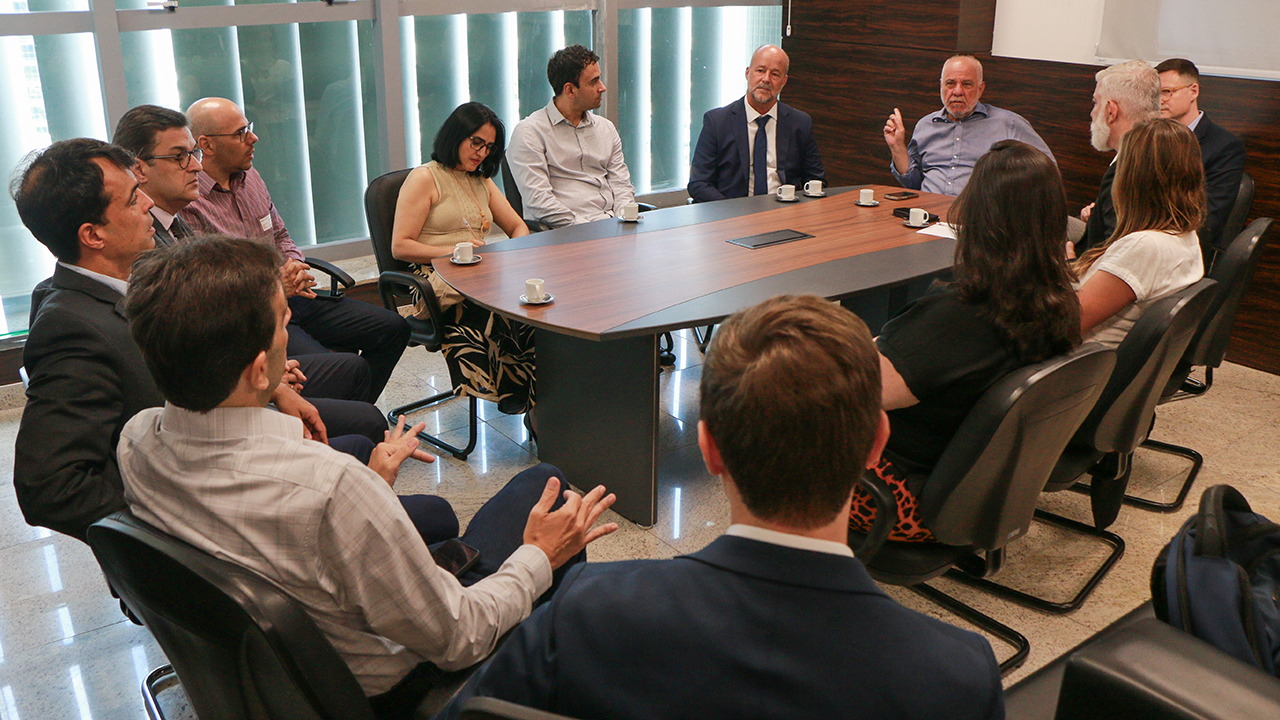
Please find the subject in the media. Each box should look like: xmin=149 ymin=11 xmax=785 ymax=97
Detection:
xmin=430 ymin=539 xmax=481 ymax=577
xmin=883 ymin=191 xmax=919 ymax=201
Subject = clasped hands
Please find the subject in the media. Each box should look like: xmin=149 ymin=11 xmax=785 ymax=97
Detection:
xmin=281 ymin=258 xmax=318 ymax=299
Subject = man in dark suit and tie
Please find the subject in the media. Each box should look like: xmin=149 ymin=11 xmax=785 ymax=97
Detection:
xmin=1156 ymin=58 xmax=1247 ymax=252
xmin=438 ymin=295 xmax=1004 ymax=720
xmin=687 ymin=44 xmax=824 ymax=202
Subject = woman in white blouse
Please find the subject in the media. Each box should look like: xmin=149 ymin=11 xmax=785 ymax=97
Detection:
xmin=1074 ymin=117 xmax=1206 ymax=347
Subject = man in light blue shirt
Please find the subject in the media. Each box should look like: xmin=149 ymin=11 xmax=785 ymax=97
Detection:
xmin=883 ymin=55 xmax=1054 ymax=196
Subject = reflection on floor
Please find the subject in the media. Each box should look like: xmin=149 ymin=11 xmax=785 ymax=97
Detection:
xmin=3 ymin=327 xmax=1280 ymax=718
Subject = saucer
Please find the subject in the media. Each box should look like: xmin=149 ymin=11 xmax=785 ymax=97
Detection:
xmin=618 ymin=215 xmax=643 ymax=223
xmin=854 ymin=200 xmax=879 ymax=207
xmin=903 ymin=220 xmax=931 ymax=229
xmin=805 ymin=191 xmax=827 ymax=198
xmin=775 ymin=196 xmax=800 ymax=203
xmin=450 ymin=254 xmax=482 ymax=265
xmin=520 ymin=293 xmax=555 ymax=305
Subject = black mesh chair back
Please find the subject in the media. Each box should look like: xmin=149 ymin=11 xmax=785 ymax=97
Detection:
xmin=1186 ymin=217 xmax=1272 ymax=373
xmin=499 ymin=156 xmax=524 ymax=219
xmin=917 ymin=343 xmax=1116 ymax=549
xmin=1074 ymin=279 xmax=1217 ymax=457
xmin=1218 ymin=172 xmax=1255 ymax=256
xmin=86 ymin=511 xmax=376 ymax=720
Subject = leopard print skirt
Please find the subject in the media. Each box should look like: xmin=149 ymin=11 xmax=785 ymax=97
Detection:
xmin=849 ymin=457 xmax=936 ymax=542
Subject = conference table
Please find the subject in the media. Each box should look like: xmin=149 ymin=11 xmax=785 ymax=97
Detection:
xmin=433 ymin=184 xmax=956 ymax=525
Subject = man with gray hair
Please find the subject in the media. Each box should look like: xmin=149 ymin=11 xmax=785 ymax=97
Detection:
xmin=883 ymin=54 xmax=1054 ymax=196
xmin=1076 ymin=59 xmax=1161 ymax=254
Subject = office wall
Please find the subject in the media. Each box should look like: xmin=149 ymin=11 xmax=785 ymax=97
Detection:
xmin=782 ymin=0 xmax=1280 ymax=374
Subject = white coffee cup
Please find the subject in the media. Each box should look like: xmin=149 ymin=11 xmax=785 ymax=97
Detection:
xmin=525 ymin=278 xmax=546 ymax=302
xmin=454 ymin=242 xmax=473 ymax=262
xmin=909 ymin=207 xmax=929 ymax=226
xmin=806 ymin=180 xmax=825 ymax=196
xmin=620 ymin=202 xmax=640 ymax=221
xmin=776 ymin=184 xmax=796 ymax=201
xmin=859 ymin=188 xmax=875 ymax=204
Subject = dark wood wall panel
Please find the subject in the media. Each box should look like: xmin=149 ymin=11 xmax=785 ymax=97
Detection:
xmin=782 ymin=6 xmax=1280 ymax=374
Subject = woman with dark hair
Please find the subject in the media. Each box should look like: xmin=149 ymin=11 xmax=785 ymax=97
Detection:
xmin=849 ymin=140 xmax=1082 ymax=541
xmin=392 ymin=102 xmax=535 ymax=416
xmin=1074 ymin=118 xmax=1205 ymax=347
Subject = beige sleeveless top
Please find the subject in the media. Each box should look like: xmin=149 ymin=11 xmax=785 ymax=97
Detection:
xmin=415 ymin=160 xmax=492 ymax=248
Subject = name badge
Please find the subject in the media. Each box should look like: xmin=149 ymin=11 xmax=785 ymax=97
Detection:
xmin=260 ymin=214 xmax=273 ymax=232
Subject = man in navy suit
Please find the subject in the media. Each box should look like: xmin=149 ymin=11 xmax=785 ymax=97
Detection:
xmin=1156 ymin=58 xmax=1247 ymax=251
xmin=439 ymin=295 xmax=1005 ymax=720
xmin=687 ymin=44 xmax=825 ymax=202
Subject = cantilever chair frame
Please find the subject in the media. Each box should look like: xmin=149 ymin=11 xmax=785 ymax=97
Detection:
xmin=365 ymin=168 xmax=478 ymax=460
xmin=853 ymin=342 xmax=1117 ymax=672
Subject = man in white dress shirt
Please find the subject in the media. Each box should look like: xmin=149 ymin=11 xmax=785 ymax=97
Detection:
xmin=507 ymin=44 xmax=636 ymax=227
xmin=116 ymin=236 xmax=618 ymax=718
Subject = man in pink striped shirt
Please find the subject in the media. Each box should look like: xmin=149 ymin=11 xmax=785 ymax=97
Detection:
xmin=180 ymin=97 xmax=409 ymax=402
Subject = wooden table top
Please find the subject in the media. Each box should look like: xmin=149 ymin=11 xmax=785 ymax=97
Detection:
xmin=433 ymin=185 xmax=955 ymax=340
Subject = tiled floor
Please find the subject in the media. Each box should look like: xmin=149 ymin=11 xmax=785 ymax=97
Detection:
xmin=2 ymin=327 xmax=1280 ymax=719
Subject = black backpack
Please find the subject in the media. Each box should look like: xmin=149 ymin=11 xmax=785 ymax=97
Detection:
xmin=1151 ymin=484 xmax=1280 ymax=675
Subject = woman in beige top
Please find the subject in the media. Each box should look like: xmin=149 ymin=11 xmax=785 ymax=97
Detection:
xmin=392 ymin=102 xmax=535 ymax=418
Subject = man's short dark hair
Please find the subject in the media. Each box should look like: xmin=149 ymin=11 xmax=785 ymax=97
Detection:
xmin=547 ymin=44 xmax=599 ymax=97
xmin=1155 ymin=58 xmax=1200 ymax=82
xmin=700 ymin=295 xmax=882 ymax=529
xmin=10 ymin=138 xmax=135 ymax=264
xmin=113 ymin=104 xmax=190 ymax=159
xmin=431 ymin=102 xmax=505 ymax=179
xmin=125 ymin=235 xmax=282 ymax=413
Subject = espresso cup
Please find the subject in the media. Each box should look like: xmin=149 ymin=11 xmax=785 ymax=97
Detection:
xmin=859 ymin=188 xmax=875 ymax=204
xmin=621 ymin=202 xmax=640 ymax=221
xmin=806 ymin=180 xmax=824 ymax=196
xmin=776 ymin=184 xmax=796 ymax=201
xmin=525 ymin=278 xmax=546 ymax=302
xmin=909 ymin=207 xmax=929 ymax=226
xmin=454 ymin=242 xmax=473 ymax=262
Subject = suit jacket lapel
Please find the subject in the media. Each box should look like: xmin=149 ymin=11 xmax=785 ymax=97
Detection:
xmin=733 ymin=97 xmax=750 ymax=183
xmin=151 ymin=215 xmax=175 ymax=247
xmin=775 ymin=103 xmax=792 ymax=185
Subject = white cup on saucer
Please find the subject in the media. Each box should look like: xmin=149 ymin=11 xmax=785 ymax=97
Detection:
xmin=909 ymin=208 xmax=929 ymax=226
xmin=620 ymin=202 xmax=640 ymax=222
xmin=806 ymin=180 xmax=824 ymax=196
xmin=859 ymin=188 xmax=875 ymax=204
xmin=776 ymin=184 xmax=796 ymax=201
xmin=525 ymin=278 xmax=546 ymax=303
xmin=454 ymin=242 xmax=473 ymax=262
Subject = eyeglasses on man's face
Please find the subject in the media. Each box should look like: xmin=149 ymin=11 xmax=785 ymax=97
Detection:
xmin=148 ymin=147 xmax=203 ymax=169
xmin=206 ymin=122 xmax=255 ymax=142
xmin=467 ymin=136 xmax=497 ymax=154
xmin=1160 ymin=84 xmax=1192 ymax=99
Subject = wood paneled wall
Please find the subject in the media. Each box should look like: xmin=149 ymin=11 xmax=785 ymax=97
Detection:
xmin=782 ymin=1 xmax=1280 ymax=374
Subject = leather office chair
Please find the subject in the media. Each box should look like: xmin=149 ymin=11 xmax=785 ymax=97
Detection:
xmin=1135 ymin=218 xmax=1274 ymax=512
xmin=364 ymin=169 xmax=477 ymax=460
xmin=303 ymin=256 xmax=357 ymax=300
xmin=852 ymin=342 xmax=1116 ymax=674
xmin=1210 ymin=172 xmax=1255 ymax=270
xmin=459 ymin=697 xmax=581 ymax=720
xmin=964 ymin=280 xmax=1217 ymax=616
xmin=86 ymin=510 xmax=380 ymax=720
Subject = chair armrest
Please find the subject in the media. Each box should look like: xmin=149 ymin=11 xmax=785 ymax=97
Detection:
xmin=304 ymin=256 xmax=355 ymax=294
xmin=851 ymin=468 xmax=897 ymax=562
xmin=524 ymin=218 xmax=552 ymax=233
xmin=637 ymin=202 xmax=658 ymax=213
xmin=377 ymin=270 xmax=446 ymax=328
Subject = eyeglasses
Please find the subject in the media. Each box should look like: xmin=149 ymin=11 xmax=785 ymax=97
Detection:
xmin=205 ymin=122 xmax=255 ymax=142
xmin=148 ymin=147 xmax=203 ymax=169
xmin=467 ymin=136 xmax=497 ymax=154
xmin=1160 ymin=84 xmax=1193 ymax=99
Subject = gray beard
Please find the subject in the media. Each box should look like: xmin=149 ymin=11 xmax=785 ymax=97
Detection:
xmin=1090 ymin=112 xmax=1112 ymax=152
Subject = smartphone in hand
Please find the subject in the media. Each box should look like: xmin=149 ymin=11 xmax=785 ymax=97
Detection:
xmin=430 ymin=539 xmax=481 ymax=576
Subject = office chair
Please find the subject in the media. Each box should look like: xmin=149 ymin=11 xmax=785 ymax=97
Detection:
xmin=1134 ymin=218 xmax=1273 ymax=511
xmin=459 ymin=697 xmax=582 ymax=720
xmin=86 ymin=511 xmax=380 ymax=720
xmin=364 ymin=169 xmax=478 ymax=460
xmin=1210 ymin=172 xmax=1254 ymax=270
xmin=963 ymin=280 xmax=1217 ymax=616
xmin=852 ymin=342 xmax=1116 ymax=673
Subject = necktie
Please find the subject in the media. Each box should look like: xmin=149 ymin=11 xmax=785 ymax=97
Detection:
xmin=753 ymin=115 xmax=770 ymax=196
xmin=171 ymin=215 xmax=193 ymax=241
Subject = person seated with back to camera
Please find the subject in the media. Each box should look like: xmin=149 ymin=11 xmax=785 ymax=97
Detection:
xmin=1073 ymin=117 xmax=1206 ymax=348
xmin=848 ymin=140 xmax=1082 ymax=542
xmin=390 ymin=102 xmax=537 ymax=427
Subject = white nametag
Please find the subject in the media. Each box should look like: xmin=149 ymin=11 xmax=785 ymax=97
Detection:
xmin=260 ymin=214 xmax=273 ymax=232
